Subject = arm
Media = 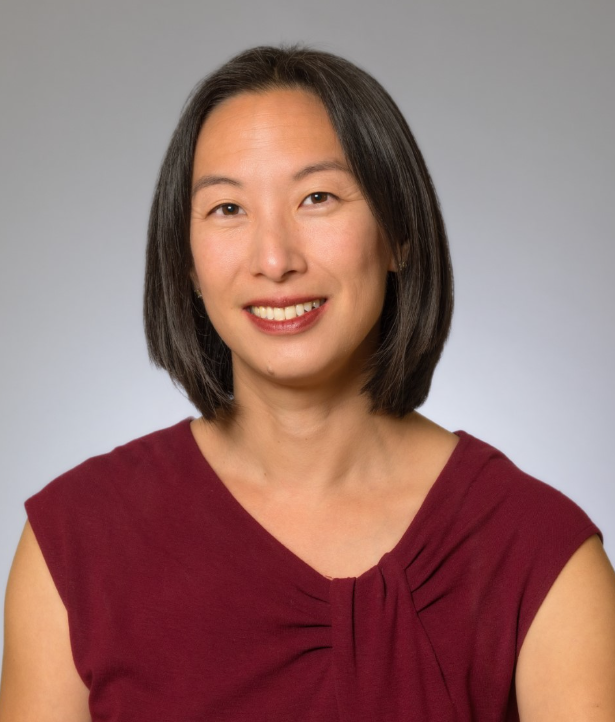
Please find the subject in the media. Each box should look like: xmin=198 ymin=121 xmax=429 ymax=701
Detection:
xmin=0 ymin=521 xmax=91 ymax=721
xmin=516 ymin=534 xmax=615 ymax=720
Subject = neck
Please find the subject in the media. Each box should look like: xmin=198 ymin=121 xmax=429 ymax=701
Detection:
xmin=199 ymin=370 xmax=422 ymax=500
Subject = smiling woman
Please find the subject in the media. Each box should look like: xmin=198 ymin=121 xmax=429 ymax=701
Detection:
xmin=188 ymin=89 xmax=392 ymax=389
xmin=1 ymin=45 xmax=614 ymax=722
xmin=144 ymin=46 xmax=452 ymax=422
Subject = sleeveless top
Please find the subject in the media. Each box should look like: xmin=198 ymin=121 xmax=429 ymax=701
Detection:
xmin=24 ymin=418 xmax=601 ymax=721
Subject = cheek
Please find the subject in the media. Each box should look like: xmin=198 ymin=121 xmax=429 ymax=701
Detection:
xmin=333 ymin=225 xmax=389 ymax=290
xmin=190 ymin=232 xmax=244 ymax=295
xmin=310 ymin=214 xmax=383 ymax=268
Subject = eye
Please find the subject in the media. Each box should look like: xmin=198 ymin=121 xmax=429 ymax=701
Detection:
xmin=211 ymin=203 xmax=244 ymax=216
xmin=302 ymin=192 xmax=334 ymax=206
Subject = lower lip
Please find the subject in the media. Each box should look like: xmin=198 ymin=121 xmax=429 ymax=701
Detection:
xmin=244 ymin=302 xmax=327 ymax=335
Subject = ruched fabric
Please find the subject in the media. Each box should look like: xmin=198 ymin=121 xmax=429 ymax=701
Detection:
xmin=25 ymin=418 xmax=600 ymax=721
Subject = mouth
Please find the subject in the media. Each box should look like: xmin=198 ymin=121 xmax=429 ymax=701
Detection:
xmin=247 ymin=298 xmax=327 ymax=321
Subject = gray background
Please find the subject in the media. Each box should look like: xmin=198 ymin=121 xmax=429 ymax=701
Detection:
xmin=1 ymin=0 xmax=613 ymax=656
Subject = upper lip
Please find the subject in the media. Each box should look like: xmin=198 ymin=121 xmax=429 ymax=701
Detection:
xmin=243 ymin=296 xmax=327 ymax=308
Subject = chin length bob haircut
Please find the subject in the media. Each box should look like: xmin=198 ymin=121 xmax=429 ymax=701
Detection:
xmin=144 ymin=44 xmax=453 ymax=420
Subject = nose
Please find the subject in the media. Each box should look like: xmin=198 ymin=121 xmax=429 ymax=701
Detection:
xmin=248 ymin=212 xmax=307 ymax=281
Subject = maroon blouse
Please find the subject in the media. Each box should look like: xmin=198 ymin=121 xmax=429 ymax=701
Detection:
xmin=24 ymin=418 xmax=601 ymax=721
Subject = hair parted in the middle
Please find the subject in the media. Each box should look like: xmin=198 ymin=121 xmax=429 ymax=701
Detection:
xmin=144 ymin=44 xmax=454 ymax=420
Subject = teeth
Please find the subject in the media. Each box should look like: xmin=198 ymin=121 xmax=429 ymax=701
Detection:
xmin=249 ymin=299 xmax=325 ymax=320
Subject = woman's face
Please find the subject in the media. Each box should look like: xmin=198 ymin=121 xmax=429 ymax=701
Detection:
xmin=189 ymin=88 xmax=394 ymax=393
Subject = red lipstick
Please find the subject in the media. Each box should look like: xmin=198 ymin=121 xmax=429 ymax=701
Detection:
xmin=244 ymin=299 xmax=327 ymax=335
xmin=244 ymin=296 xmax=325 ymax=308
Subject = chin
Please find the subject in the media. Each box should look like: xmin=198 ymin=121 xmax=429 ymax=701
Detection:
xmin=258 ymin=354 xmax=367 ymax=393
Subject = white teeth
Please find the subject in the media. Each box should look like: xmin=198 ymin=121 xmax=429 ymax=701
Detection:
xmin=249 ymin=299 xmax=325 ymax=321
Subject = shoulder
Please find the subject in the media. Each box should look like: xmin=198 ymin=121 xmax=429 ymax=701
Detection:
xmin=456 ymin=430 xmax=601 ymax=568
xmin=25 ymin=416 xmax=194 ymax=508
xmin=400 ymin=417 xmax=599 ymax=557
xmin=408 ymin=425 xmax=610 ymax=717
xmin=22 ymin=417 xmax=196 ymax=606
xmin=454 ymin=432 xmax=602 ymax=647
xmin=457 ymin=431 xmax=597 ymax=537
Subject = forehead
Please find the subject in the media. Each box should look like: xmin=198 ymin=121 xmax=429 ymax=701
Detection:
xmin=193 ymin=89 xmax=345 ymax=172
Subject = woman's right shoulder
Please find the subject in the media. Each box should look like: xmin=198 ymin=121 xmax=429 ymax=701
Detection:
xmin=27 ymin=416 xmax=195 ymax=505
xmin=22 ymin=417 xmax=197 ymax=607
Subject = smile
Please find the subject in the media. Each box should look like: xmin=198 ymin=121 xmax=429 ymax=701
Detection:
xmin=249 ymin=299 xmax=325 ymax=321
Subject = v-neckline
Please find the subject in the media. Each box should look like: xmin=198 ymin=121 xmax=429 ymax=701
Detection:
xmin=181 ymin=417 xmax=472 ymax=587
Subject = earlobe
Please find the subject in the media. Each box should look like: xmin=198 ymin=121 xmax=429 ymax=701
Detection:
xmin=389 ymin=258 xmax=407 ymax=273
xmin=189 ymin=270 xmax=203 ymax=299
xmin=389 ymin=244 xmax=408 ymax=273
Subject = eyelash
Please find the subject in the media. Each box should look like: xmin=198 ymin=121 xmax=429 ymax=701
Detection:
xmin=211 ymin=203 xmax=244 ymax=217
xmin=302 ymin=192 xmax=334 ymax=206
xmin=210 ymin=192 xmax=336 ymax=216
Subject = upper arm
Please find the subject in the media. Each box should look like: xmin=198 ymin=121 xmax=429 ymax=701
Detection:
xmin=516 ymin=534 xmax=615 ymax=721
xmin=0 ymin=520 xmax=91 ymax=722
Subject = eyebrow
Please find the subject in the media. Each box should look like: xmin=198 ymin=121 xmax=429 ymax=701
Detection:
xmin=191 ymin=159 xmax=351 ymax=198
xmin=191 ymin=174 xmax=242 ymax=197
xmin=292 ymin=159 xmax=351 ymax=181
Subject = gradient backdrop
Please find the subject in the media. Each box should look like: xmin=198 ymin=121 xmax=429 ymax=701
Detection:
xmin=1 ymin=0 xmax=613 ymax=656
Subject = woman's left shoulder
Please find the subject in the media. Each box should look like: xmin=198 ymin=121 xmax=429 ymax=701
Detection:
xmin=440 ymin=427 xmax=593 ymax=528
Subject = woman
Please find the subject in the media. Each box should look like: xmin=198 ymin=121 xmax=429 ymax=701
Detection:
xmin=1 ymin=45 xmax=614 ymax=721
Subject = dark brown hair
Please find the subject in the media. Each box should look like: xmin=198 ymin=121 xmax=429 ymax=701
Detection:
xmin=144 ymin=44 xmax=453 ymax=420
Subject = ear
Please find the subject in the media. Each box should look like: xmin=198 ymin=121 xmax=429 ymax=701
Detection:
xmin=189 ymin=270 xmax=204 ymax=300
xmin=380 ymin=231 xmax=398 ymax=272
xmin=388 ymin=241 xmax=409 ymax=273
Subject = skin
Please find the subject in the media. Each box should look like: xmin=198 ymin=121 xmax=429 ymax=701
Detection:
xmin=0 ymin=521 xmax=91 ymax=720
xmin=189 ymin=89 xmax=394 ymax=403
xmin=515 ymin=534 xmax=615 ymax=719
xmin=1 ymin=88 xmax=614 ymax=719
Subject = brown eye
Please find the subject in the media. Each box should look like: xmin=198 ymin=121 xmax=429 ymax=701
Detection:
xmin=213 ymin=203 xmax=243 ymax=216
xmin=302 ymin=192 xmax=332 ymax=206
